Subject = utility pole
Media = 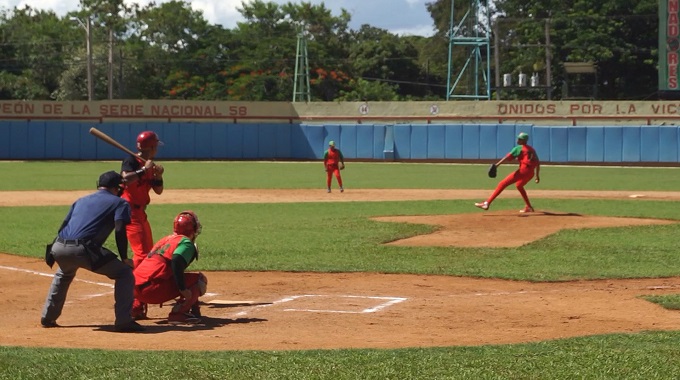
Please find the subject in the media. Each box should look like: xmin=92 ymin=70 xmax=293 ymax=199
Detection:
xmin=71 ymin=16 xmax=94 ymax=101
xmin=108 ymin=28 xmax=114 ymax=99
xmin=545 ymin=19 xmax=552 ymax=100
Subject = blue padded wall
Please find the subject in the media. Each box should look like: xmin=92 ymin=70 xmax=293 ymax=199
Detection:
xmin=305 ymin=125 xmax=325 ymax=159
xmin=257 ymin=124 xmax=277 ymax=159
xmin=603 ymin=127 xmax=623 ymax=162
xmin=0 ymin=121 xmax=678 ymax=163
xmin=356 ymin=124 xmax=374 ymax=159
xmin=290 ymin=124 xmax=308 ymax=159
xmin=227 ymin=123 xmax=244 ymax=159
xmin=275 ymin=124 xmax=292 ymax=159
xmin=27 ymin=122 xmax=47 ymax=159
xmin=445 ymin=124 xmax=463 ymax=159
xmin=549 ymin=127 xmax=568 ymax=163
xmin=393 ymin=124 xmax=411 ymax=159
xmin=586 ymin=126 xmax=604 ymax=162
xmin=639 ymin=126 xmax=659 ymax=162
xmin=479 ymin=124 xmax=498 ymax=159
xmin=10 ymin=121 xmax=30 ymax=159
xmin=375 ymin=124 xmax=388 ymax=159
xmin=461 ymin=125 xmax=481 ymax=159
xmin=567 ymin=127 xmax=587 ymax=162
xmin=622 ymin=126 xmax=641 ymax=162
xmin=659 ymin=127 xmax=678 ymax=162
xmin=427 ymin=124 xmax=446 ymax=159
xmin=45 ymin=121 xmax=64 ymax=159
xmin=410 ymin=124 xmax=428 ymax=159
xmin=323 ymin=124 xmax=340 ymax=149
xmin=241 ymin=125 xmax=258 ymax=159
xmin=339 ymin=124 xmax=357 ymax=158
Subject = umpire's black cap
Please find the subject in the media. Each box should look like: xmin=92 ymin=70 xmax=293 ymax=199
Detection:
xmin=97 ymin=171 xmax=123 ymax=189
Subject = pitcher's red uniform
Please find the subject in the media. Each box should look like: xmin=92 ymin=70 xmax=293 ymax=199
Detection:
xmin=475 ymin=132 xmax=541 ymax=213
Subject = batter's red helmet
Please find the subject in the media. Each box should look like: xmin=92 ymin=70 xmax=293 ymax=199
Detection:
xmin=136 ymin=131 xmax=162 ymax=150
xmin=174 ymin=210 xmax=202 ymax=237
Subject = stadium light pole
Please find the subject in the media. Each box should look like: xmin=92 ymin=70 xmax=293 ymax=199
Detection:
xmin=71 ymin=16 xmax=94 ymax=101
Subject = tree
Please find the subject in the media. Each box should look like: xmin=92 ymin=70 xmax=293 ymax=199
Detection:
xmin=124 ymin=0 xmax=224 ymax=99
xmin=0 ymin=6 xmax=74 ymax=100
xmin=492 ymin=0 xmax=657 ymax=99
xmin=348 ymin=25 xmax=428 ymax=99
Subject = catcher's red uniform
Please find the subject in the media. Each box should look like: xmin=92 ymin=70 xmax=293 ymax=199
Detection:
xmin=133 ymin=234 xmax=203 ymax=313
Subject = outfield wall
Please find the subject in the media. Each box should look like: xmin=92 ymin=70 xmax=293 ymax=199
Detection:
xmin=1 ymin=120 xmax=679 ymax=163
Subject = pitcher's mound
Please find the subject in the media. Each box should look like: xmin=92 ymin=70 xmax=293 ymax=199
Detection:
xmin=373 ymin=210 xmax=677 ymax=248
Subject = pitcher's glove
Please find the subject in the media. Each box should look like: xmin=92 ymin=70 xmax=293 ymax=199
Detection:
xmin=339 ymin=162 xmax=345 ymax=170
xmin=488 ymin=164 xmax=497 ymax=178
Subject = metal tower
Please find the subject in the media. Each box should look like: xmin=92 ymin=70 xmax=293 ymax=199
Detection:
xmin=293 ymin=30 xmax=311 ymax=102
xmin=446 ymin=0 xmax=491 ymax=100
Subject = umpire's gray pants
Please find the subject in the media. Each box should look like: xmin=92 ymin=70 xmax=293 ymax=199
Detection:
xmin=41 ymin=241 xmax=135 ymax=327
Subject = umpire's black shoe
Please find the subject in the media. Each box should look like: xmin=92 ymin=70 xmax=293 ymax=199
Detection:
xmin=40 ymin=318 xmax=59 ymax=328
xmin=114 ymin=320 xmax=146 ymax=333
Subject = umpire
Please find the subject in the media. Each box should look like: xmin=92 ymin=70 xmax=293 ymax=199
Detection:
xmin=41 ymin=171 xmax=144 ymax=333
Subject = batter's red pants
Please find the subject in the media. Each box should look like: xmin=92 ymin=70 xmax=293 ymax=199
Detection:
xmin=486 ymin=168 xmax=535 ymax=208
xmin=128 ymin=208 xmax=153 ymax=315
xmin=127 ymin=209 xmax=154 ymax=268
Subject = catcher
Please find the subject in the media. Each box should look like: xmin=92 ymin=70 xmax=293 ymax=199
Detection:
xmin=133 ymin=210 xmax=207 ymax=324
xmin=323 ymin=140 xmax=345 ymax=193
xmin=475 ymin=132 xmax=540 ymax=213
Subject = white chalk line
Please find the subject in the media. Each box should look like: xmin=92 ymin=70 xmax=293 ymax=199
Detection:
xmin=228 ymin=294 xmax=408 ymax=317
xmin=4 ymin=264 xmax=679 ymax=310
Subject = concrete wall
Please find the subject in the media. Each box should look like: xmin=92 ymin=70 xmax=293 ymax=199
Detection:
xmin=0 ymin=121 xmax=678 ymax=163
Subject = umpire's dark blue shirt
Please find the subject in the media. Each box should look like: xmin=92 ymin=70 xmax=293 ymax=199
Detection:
xmin=59 ymin=189 xmax=131 ymax=246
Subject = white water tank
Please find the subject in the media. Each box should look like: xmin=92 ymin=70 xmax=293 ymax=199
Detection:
xmin=518 ymin=72 xmax=527 ymax=87
xmin=531 ymin=72 xmax=539 ymax=87
xmin=503 ymin=73 xmax=512 ymax=87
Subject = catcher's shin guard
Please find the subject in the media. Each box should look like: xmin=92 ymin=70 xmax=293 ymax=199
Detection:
xmin=171 ymin=284 xmax=201 ymax=314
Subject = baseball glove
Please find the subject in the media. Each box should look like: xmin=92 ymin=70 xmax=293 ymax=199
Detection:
xmin=339 ymin=162 xmax=345 ymax=170
xmin=487 ymin=163 xmax=497 ymax=178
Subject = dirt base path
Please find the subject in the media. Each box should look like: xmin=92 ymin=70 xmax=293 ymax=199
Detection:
xmin=2 ymin=189 xmax=680 ymax=351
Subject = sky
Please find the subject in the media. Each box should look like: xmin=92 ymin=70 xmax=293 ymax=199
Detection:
xmin=0 ymin=0 xmax=436 ymax=36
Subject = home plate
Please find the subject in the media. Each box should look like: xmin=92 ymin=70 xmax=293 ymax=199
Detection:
xmin=204 ymin=299 xmax=271 ymax=307
xmin=206 ymin=299 xmax=255 ymax=305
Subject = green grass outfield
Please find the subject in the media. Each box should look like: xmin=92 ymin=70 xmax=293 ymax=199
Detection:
xmin=2 ymin=161 xmax=680 ymax=379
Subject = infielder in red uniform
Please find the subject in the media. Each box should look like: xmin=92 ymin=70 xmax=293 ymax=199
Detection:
xmin=121 ymin=131 xmax=164 ymax=319
xmin=475 ymin=132 xmax=541 ymax=213
xmin=133 ymin=211 xmax=206 ymax=324
xmin=323 ymin=140 xmax=345 ymax=193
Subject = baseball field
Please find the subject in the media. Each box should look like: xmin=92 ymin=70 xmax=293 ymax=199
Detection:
xmin=2 ymin=161 xmax=680 ymax=379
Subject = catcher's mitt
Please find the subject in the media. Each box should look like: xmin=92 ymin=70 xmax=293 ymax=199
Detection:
xmin=487 ymin=163 xmax=497 ymax=178
xmin=339 ymin=162 xmax=345 ymax=170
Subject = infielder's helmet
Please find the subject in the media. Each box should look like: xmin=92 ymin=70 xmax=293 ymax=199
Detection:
xmin=174 ymin=210 xmax=202 ymax=237
xmin=136 ymin=131 xmax=162 ymax=150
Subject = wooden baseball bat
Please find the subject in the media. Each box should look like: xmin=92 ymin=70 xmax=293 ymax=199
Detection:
xmin=89 ymin=127 xmax=147 ymax=162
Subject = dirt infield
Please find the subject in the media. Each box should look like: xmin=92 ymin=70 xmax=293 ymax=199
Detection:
xmin=2 ymin=188 xmax=680 ymax=351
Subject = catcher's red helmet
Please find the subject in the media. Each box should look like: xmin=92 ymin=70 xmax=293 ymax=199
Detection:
xmin=174 ymin=211 xmax=202 ymax=237
xmin=136 ymin=131 xmax=162 ymax=150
